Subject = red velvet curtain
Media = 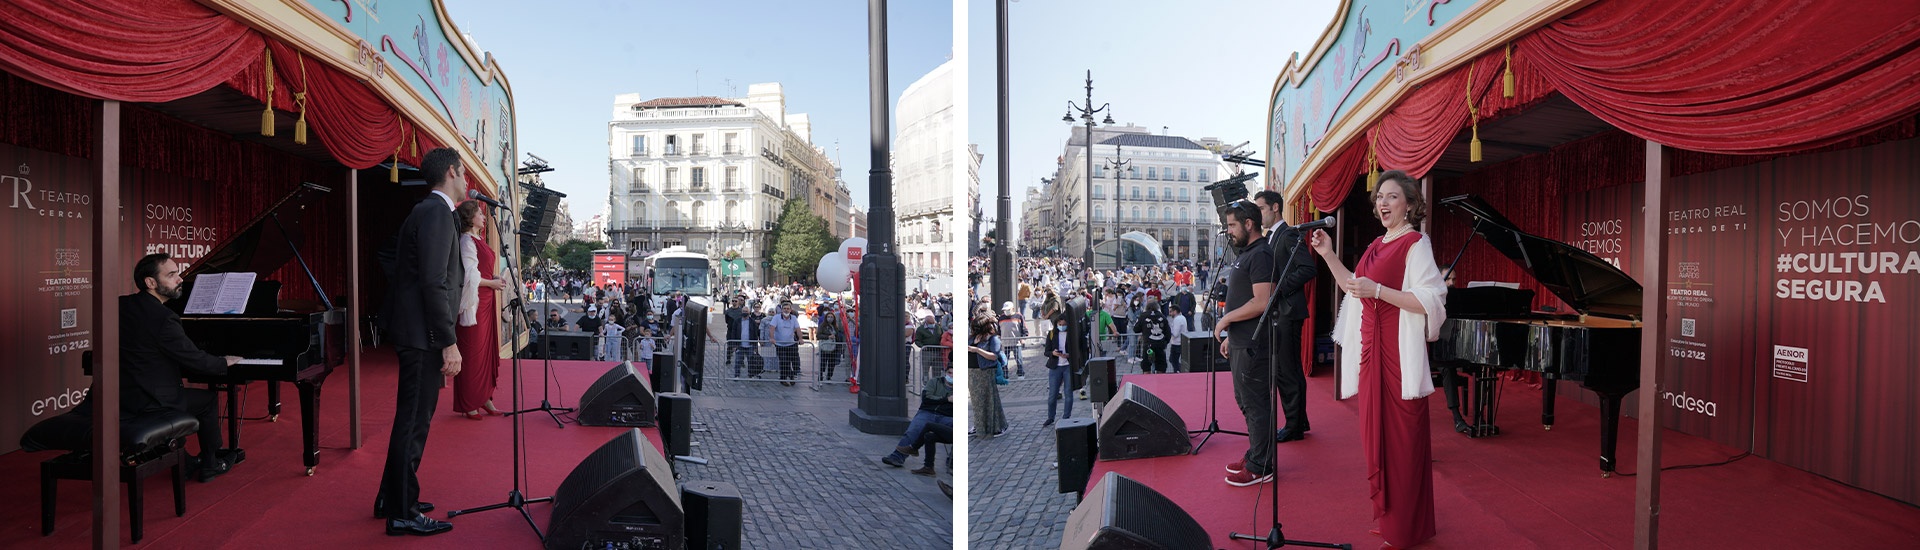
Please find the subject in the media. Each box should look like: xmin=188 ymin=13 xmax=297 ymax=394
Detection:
xmin=1307 ymin=140 xmax=1368 ymax=214
xmin=1519 ymin=0 xmax=1920 ymax=155
xmin=0 ymin=0 xmax=261 ymax=102
xmin=1369 ymin=54 xmax=1506 ymax=178
xmin=223 ymin=40 xmax=441 ymax=171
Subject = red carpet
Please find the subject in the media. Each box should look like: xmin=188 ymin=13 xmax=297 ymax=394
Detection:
xmin=0 ymin=349 xmax=660 ymax=549
xmin=1088 ymin=371 xmax=1920 ymax=549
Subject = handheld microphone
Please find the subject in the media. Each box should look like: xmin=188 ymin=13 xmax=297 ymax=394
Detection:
xmin=467 ymin=189 xmax=506 ymax=209
xmin=1292 ymin=214 xmax=1336 ymax=232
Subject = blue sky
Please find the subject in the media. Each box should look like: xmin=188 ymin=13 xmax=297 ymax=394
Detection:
xmin=443 ymin=0 xmax=953 ymax=221
xmin=966 ymin=0 xmax=1340 ymax=229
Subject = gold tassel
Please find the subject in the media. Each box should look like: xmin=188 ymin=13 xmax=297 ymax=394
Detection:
xmin=1470 ymin=123 xmax=1483 ymax=162
xmin=1366 ymin=138 xmax=1379 ymax=192
xmin=261 ymin=48 xmax=276 ymax=137
xmin=1502 ymin=44 xmax=1515 ymax=99
xmin=411 ymin=134 xmax=418 ymax=157
xmin=293 ymin=53 xmax=309 ymax=144
xmin=390 ymin=148 xmax=400 ymax=183
xmin=1468 ymin=65 xmax=1483 ymax=162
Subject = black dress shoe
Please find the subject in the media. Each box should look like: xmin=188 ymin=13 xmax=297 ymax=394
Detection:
xmin=373 ymin=501 xmax=435 ymax=518
xmin=1276 ymin=427 xmax=1308 ymax=443
xmin=1454 ymin=419 xmax=1473 ymax=434
xmin=385 ymin=515 xmax=453 ymax=536
xmin=195 ymin=456 xmax=232 ymax=483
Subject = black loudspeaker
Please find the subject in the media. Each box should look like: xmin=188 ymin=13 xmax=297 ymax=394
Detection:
xmin=679 ymin=301 xmax=707 ymax=392
xmin=1068 ymin=299 xmax=1089 ymax=390
xmin=578 ymin=362 xmax=656 ymax=427
xmin=656 ymin=392 xmax=692 ymax=459
xmin=1086 ymin=357 xmax=1118 ymax=404
xmin=546 ymin=429 xmax=685 ymax=550
xmin=682 ymin=481 xmax=743 ymax=550
xmin=1060 ymin=472 xmax=1210 ymax=550
xmin=1097 ymin=383 xmax=1192 ymax=461
xmin=1055 ymin=417 xmax=1098 ymax=496
xmin=1183 ymin=332 xmax=1227 ymax=372
xmin=545 ymin=330 xmax=595 ymax=361
xmin=650 ymin=352 xmax=675 ymax=394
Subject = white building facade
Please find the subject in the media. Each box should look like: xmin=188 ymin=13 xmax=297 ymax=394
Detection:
xmin=606 ymin=83 xmax=836 ymax=285
xmin=895 ymin=60 xmax=956 ymax=276
xmin=1046 ymin=124 xmax=1245 ymax=263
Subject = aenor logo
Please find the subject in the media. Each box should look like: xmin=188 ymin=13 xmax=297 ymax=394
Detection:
xmin=32 ymin=387 xmax=89 ymax=416
xmin=1661 ymin=391 xmax=1717 ymax=418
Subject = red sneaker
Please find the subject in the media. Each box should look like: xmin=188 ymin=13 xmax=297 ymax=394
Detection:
xmin=1225 ymin=459 xmax=1247 ymax=475
xmin=1225 ymin=469 xmax=1273 ymax=487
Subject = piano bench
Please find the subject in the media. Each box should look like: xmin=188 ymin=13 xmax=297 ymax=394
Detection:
xmin=22 ymin=409 xmax=197 ymax=544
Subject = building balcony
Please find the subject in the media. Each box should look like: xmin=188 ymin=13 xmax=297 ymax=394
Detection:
xmin=627 ymin=185 xmax=651 ymax=194
xmin=629 ymin=149 xmax=649 ymax=158
xmin=723 ymin=182 xmax=744 ymax=192
xmin=723 ymin=147 xmax=741 ymax=155
xmin=691 ymin=147 xmax=708 ymax=156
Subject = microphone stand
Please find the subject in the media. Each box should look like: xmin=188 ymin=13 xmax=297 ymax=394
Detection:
xmin=1229 ymin=225 xmax=1348 ymax=549
xmin=447 ymin=202 xmax=551 ymax=541
xmin=1187 ymin=250 xmax=1244 ymax=454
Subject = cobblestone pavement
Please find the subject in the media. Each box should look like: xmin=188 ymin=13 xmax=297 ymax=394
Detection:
xmin=967 ymin=344 xmax=1089 ymax=550
xmin=528 ymin=297 xmax=956 ymax=548
xmin=968 ymin=344 xmax=1181 ymax=549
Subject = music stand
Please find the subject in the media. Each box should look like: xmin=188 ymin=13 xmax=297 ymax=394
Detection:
xmin=1187 ymin=254 xmax=1246 ymax=454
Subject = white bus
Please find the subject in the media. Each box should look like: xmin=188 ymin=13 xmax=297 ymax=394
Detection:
xmin=642 ymin=246 xmax=713 ymax=313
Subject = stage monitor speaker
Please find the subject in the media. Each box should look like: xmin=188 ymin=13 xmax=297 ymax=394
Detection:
xmin=1097 ymin=383 xmax=1192 ymax=461
xmin=544 ymin=330 xmax=595 ymax=361
xmin=682 ymin=481 xmax=743 ymax=550
xmin=679 ymin=301 xmax=708 ymax=392
xmin=1061 ymin=472 xmax=1211 ymax=550
xmin=578 ymin=362 xmax=656 ymax=427
xmin=546 ymin=429 xmax=684 ymax=550
xmin=1183 ymin=332 xmax=1227 ymax=372
xmin=656 ymin=392 xmax=692 ymax=459
xmin=1086 ymin=357 xmax=1118 ymax=405
xmin=1055 ymin=417 xmax=1098 ymax=496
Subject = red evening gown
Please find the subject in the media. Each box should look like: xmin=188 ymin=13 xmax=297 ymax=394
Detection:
xmin=1355 ymin=233 xmax=1437 ymax=548
xmin=452 ymin=234 xmax=500 ymax=414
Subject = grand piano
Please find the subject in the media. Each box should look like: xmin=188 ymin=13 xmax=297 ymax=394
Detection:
xmin=170 ymin=182 xmax=344 ymax=476
xmin=1429 ymin=194 xmax=1642 ymax=477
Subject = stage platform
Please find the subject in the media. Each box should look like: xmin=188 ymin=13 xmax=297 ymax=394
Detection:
xmin=0 ymin=348 xmax=663 ymax=549
xmin=1087 ymin=371 xmax=1920 ymax=549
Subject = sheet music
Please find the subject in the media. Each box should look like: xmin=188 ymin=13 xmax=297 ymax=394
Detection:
xmin=184 ymin=272 xmax=258 ymax=314
xmin=1466 ymin=281 xmax=1521 ymax=290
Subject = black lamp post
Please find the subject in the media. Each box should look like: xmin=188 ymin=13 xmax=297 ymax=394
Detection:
xmin=851 ymin=0 xmax=909 ymax=435
xmin=1064 ymin=70 xmax=1113 ymax=268
xmin=1103 ymin=141 xmax=1130 ymax=264
xmin=991 ymin=0 xmax=1014 ymax=311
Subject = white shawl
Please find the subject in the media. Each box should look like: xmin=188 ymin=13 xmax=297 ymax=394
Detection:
xmin=1333 ymin=233 xmax=1449 ymax=401
xmin=458 ymin=234 xmax=481 ymax=327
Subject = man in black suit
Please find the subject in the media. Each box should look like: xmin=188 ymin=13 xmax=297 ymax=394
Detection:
xmin=1253 ymin=190 xmax=1318 ymax=443
xmin=374 ymin=147 xmax=466 ymax=536
xmin=112 ymin=253 xmax=242 ymax=482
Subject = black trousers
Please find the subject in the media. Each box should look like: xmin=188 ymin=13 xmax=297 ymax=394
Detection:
xmin=775 ymin=345 xmax=800 ymax=380
xmin=1273 ymin=320 xmax=1310 ymax=432
xmin=162 ymin=388 xmax=221 ymax=458
xmin=378 ymin=344 xmax=443 ymax=519
xmin=1230 ymin=346 xmax=1275 ymax=476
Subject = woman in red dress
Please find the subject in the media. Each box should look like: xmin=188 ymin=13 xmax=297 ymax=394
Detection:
xmin=453 ymin=200 xmax=507 ymax=420
xmin=1309 ymin=171 xmax=1448 ymax=549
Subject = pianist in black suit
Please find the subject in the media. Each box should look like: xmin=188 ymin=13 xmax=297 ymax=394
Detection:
xmin=1253 ymin=189 xmax=1318 ymax=443
xmin=374 ymin=147 xmax=466 ymax=537
xmin=115 ymin=253 xmax=243 ymax=482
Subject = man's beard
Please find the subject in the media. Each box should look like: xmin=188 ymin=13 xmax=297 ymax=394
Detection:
xmin=157 ymin=281 xmax=183 ymax=300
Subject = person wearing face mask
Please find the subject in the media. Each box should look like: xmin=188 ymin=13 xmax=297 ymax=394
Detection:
xmin=881 ymin=365 xmax=952 ymax=475
xmin=1042 ymin=314 xmax=1076 ymax=425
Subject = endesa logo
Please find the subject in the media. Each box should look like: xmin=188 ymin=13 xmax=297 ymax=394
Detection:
xmin=32 ymin=387 xmax=90 ymax=416
xmin=1661 ymin=391 xmax=1718 ymax=418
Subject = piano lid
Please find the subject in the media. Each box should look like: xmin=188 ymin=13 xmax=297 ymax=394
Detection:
xmin=182 ymin=182 xmax=333 ymax=310
xmin=1438 ymin=194 xmax=1641 ymax=319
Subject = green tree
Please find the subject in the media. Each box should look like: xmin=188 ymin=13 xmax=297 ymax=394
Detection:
xmin=545 ymin=239 xmax=606 ymax=272
xmin=768 ymin=200 xmax=835 ymax=283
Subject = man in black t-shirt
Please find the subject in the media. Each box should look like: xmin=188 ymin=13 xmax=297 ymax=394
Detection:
xmin=1213 ymin=200 xmax=1277 ymax=487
